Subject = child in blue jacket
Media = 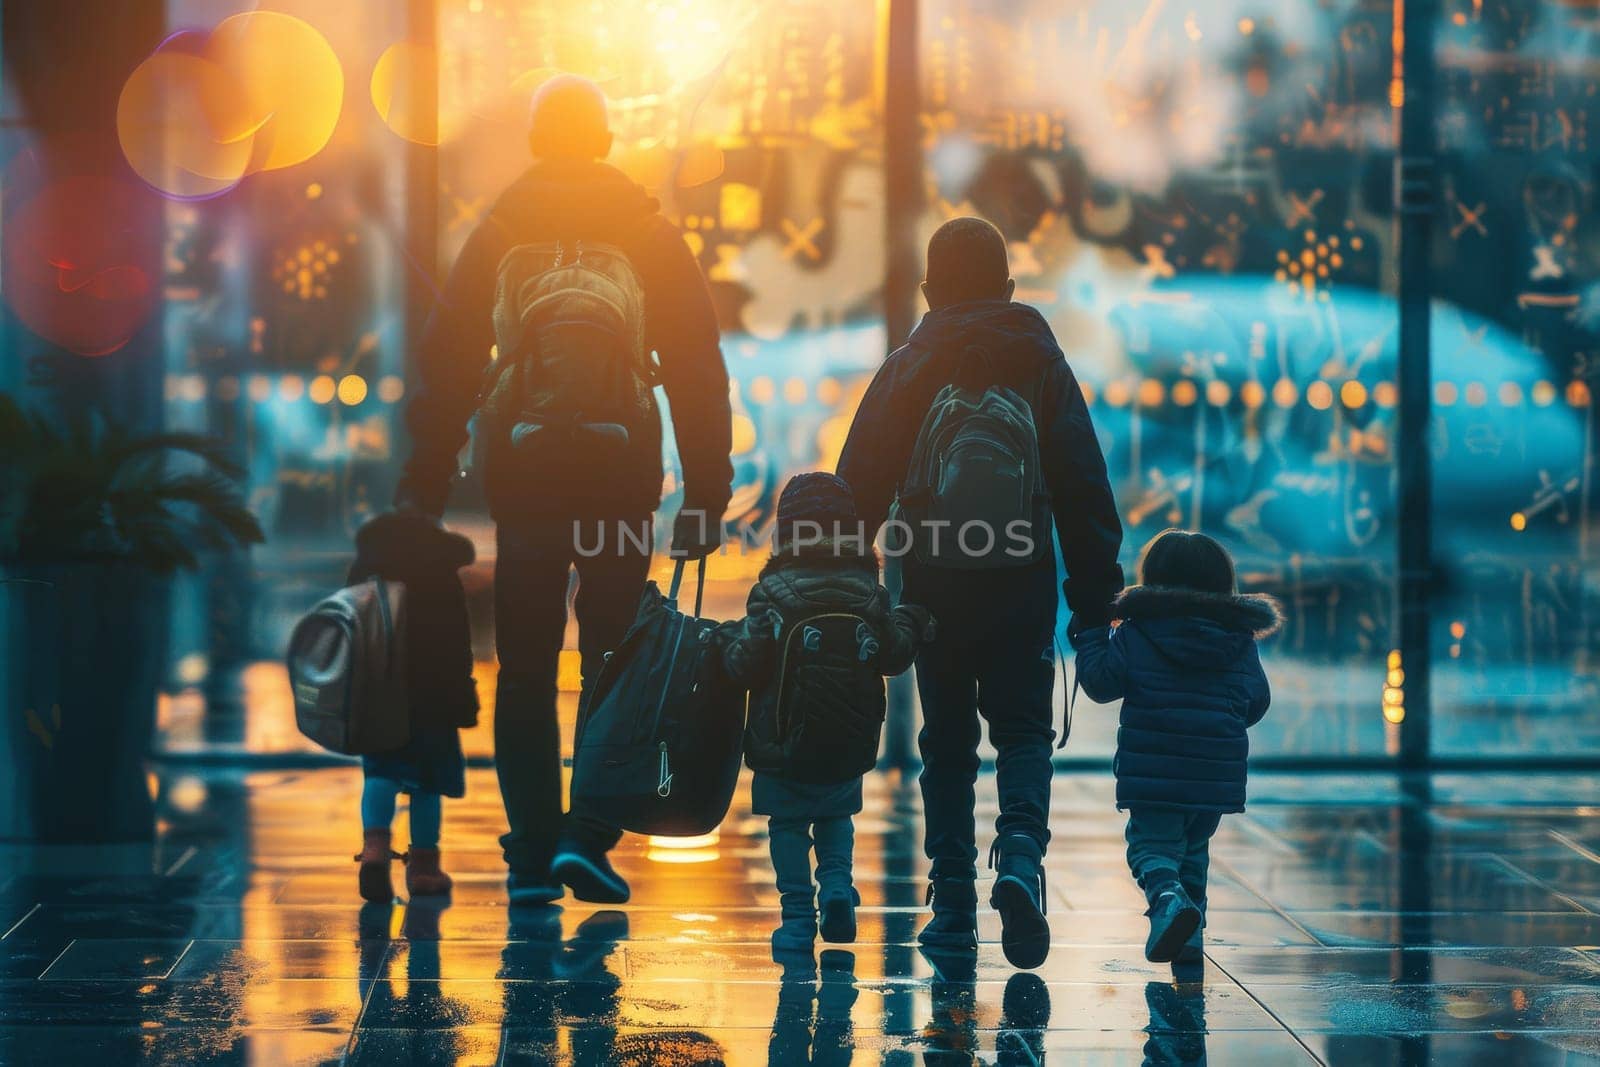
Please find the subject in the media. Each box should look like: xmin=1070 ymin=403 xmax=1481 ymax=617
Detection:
xmin=1070 ymin=529 xmax=1281 ymax=975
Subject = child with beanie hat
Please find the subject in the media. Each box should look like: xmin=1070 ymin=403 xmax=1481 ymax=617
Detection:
xmin=719 ymin=473 xmax=935 ymax=955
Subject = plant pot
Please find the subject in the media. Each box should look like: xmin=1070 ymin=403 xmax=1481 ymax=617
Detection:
xmin=0 ymin=565 xmax=169 ymax=842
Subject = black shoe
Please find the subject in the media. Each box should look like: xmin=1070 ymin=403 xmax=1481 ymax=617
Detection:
xmin=551 ymin=844 xmax=630 ymax=904
xmin=818 ymin=887 xmax=859 ymax=944
xmin=1144 ymin=884 xmax=1202 ymax=964
xmin=507 ymin=869 xmax=563 ymax=906
xmin=990 ymin=835 xmax=1050 ymax=970
xmin=918 ymin=878 xmax=979 ymax=951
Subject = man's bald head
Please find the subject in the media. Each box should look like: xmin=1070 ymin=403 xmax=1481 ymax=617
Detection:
xmin=528 ymin=74 xmax=612 ymax=161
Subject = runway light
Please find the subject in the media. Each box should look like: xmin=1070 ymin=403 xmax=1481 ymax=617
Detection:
xmin=1387 ymin=650 xmax=1402 ymax=670
xmin=1240 ymin=381 xmax=1265 ymax=409
xmin=1383 ymin=702 xmax=1405 ymax=724
xmin=1464 ymin=382 xmax=1487 ymax=407
xmin=1272 ymin=378 xmax=1299 ymax=408
xmin=1105 ymin=380 xmax=1132 ymax=408
xmin=1449 ymin=621 xmax=1466 ymax=639
xmin=1568 ymin=380 xmax=1591 ymax=407
xmin=1340 ymin=380 xmax=1367 ymax=408
xmin=1498 ymin=381 xmax=1523 ymax=406
xmin=1206 ymin=380 xmax=1231 ymax=406
xmin=1435 ymin=382 xmax=1458 ymax=406
xmin=377 ymin=375 xmax=405 ymax=403
xmin=1532 ymin=380 xmax=1556 ymax=406
xmin=1306 ymin=381 xmax=1333 ymax=410
xmin=279 ymin=374 xmax=305 ymax=401
xmin=309 ymin=375 xmax=336 ymax=404
xmin=1373 ymin=381 xmax=1398 ymax=408
xmin=1137 ymin=379 xmax=1165 ymax=407
xmin=1171 ymin=380 xmax=1197 ymax=407
xmin=1510 ymin=511 xmax=1527 ymax=531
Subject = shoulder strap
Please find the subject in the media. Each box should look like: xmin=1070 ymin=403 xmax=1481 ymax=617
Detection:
xmin=668 ymin=558 xmax=706 ymax=618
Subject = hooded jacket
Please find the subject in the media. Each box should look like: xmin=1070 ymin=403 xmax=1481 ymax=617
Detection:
xmin=1070 ymin=585 xmax=1282 ymax=813
xmin=836 ymin=300 xmax=1123 ymax=629
xmin=718 ymin=540 xmax=929 ymax=780
xmin=347 ymin=511 xmax=479 ymax=733
xmin=396 ymin=158 xmax=733 ymax=523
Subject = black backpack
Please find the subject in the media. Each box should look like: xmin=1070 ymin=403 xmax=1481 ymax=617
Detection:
xmin=888 ymin=366 xmax=1050 ymax=568
xmin=476 ymin=240 xmax=656 ymax=472
xmin=764 ymin=611 xmax=887 ymax=784
xmin=570 ymin=560 xmax=745 ymax=837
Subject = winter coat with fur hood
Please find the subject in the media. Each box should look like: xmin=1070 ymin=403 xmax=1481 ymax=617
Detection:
xmin=718 ymin=540 xmax=930 ymax=781
xmin=1070 ymin=585 xmax=1281 ymax=814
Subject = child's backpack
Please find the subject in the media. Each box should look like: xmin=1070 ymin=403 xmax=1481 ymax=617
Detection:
xmin=889 ymin=362 xmax=1050 ymax=567
xmin=286 ymin=577 xmax=410 ymax=755
xmin=570 ymin=560 xmax=746 ymax=836
xmin=765 ymin=611 xmax=888 ymax=783
xmin=475 ymin=240 xmax=656 ymax=475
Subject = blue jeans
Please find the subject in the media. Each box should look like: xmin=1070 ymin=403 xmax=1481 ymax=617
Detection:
xmin=362 ymin=775 xmax=442 ymax=849
xmin=770 ymin=815 xmax=855 ymax=917
xmin=1124 ymin=808 xmax=1222 ymax=913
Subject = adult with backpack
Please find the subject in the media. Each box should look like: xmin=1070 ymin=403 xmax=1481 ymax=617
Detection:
xmin=392 ymin=75 xmax=733 ymax=906
xmin=836 ymin=217 xmax=1124 ymax=969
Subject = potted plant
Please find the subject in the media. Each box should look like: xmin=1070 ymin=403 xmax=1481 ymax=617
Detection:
xmin=0 ymin=393 xmax=263 ymax=841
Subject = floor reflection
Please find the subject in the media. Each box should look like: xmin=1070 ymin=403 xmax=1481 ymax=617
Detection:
xmin=3 ymin=768 xmax=1600 ymax=1063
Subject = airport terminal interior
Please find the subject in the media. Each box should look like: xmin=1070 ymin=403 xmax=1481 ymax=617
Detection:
xmin=4 ymin=0 xmax=1600 ymax=1062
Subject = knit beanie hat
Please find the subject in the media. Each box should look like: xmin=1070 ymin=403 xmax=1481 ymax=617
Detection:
xmin=775 ymin=472 xmax=860 ymax=551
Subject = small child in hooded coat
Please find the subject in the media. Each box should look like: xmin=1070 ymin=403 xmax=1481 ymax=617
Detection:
xmin=1070 ymin=529 xmax=1282 ymax=977
xmin=718 ymin=473 xmax=933 ymax=954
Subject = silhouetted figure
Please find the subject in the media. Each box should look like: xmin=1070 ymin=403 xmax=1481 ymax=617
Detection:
xmin=717 ymin=474 xmax=931 ymax=955
xmin=393 ymin=75 xmax=733 ymax=907
xmin=1072 ymin=530 xmax=1280 ymax=975
xmin=838 ymin=217 xmax=1124 ymax=969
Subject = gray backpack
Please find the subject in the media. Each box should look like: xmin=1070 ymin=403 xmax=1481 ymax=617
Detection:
xmin=475 ymin=240 xmax=656 ymax=467
xmin=888 ymin=379 xmax=1050 ymax=568
xmin=286 ymin=578 xmax=409 ymax=755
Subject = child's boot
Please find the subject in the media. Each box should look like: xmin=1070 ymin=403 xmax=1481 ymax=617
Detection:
xmin=990 ymin=833 xmax=1050 ymax=969
xmin=769 ymin=819 xmax=817 ymax=955
xmin=918 ymin=876 xmax=979 ymax=952
xmin=356 ymin=829 xmax=399 ymax=903
xmin=1143 ymin=878 xmax=1202 ymax=963
xmin=405 ymin=847 xmax=454 ymax=897
xmin=813 ymin=817 xmax=858 ymax=944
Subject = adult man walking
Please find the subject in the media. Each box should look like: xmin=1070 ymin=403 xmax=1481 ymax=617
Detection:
xmin=394 ymin=75 xmax=732 ymax=905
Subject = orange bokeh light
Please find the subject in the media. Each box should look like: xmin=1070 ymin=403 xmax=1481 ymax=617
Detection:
xmin=118 ymin=12 xmax=343 ymax=199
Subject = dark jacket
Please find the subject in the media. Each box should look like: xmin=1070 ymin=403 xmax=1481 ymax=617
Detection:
xmin=836 ymin=299 xmax=1123 ymax=628
xmin=1071 ymin=585 xmax=1281 ymax=814
xmin=347 ymin=511 xmax=478 ymax=733
xmin=718 ymin=540 xmax=929 ymax=780
xmin=396 ymin=158 xmax=733 ymax=523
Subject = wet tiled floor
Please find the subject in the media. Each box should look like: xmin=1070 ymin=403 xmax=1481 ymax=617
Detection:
xmin=3 ymin=768 xmax=1600 ymax=1064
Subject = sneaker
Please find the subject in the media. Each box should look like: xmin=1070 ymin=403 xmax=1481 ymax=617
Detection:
xmin=918 ymin=879 xmax=979 ymax=952
xmin=507 ymin=869 xmax=563 ymax=906
xmin=818 ymin=888 xmax=859 ymax=944
xmin=1144 ymin=884 xmax=1203 ymax=963
xmin=772 ymin=913 xmax=818 ymax=954
xmin=551 ymin=844 xmax=630 ymax=904
xmin=990 ymin=836 xmax=1050 ymax=970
